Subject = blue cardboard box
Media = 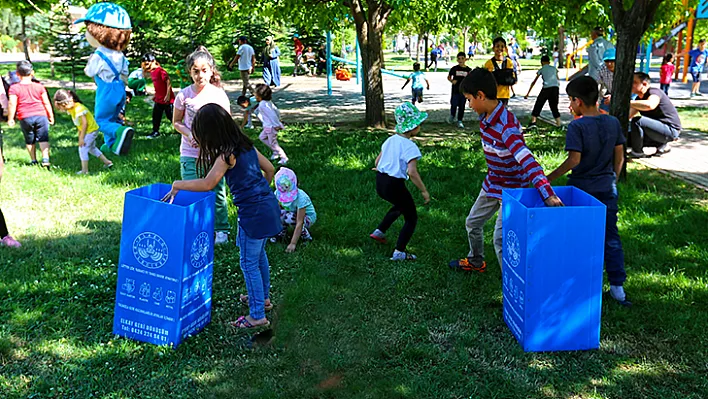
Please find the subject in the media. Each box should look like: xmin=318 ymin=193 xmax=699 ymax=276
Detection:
xmin=501 ymin=186 xmax=606 ymax=352
xmin=113 ymin=184 xmax=215 ymax=348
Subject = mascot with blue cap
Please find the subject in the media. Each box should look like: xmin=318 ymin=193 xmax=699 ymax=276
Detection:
xmin=74 ymin=2 xmax=134 ymax=155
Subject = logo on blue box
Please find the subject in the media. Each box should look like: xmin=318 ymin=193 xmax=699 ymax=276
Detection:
xmin=505 ymin=230 xmax=521 ymax=268
xmin=190 ymin=232 xmax=210 ymax=268
xmin=133 ymin=232 xmax=169 ymax=269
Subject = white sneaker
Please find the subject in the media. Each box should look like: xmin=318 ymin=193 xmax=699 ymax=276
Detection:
xmin=270 ymin=154 xmax=280 ymax=160
xmin=215 ymin=231 xmax=229 ymax=245
xmin=244 ymin=124 xmax=254 ymax=129
xmin=277 ymin=158 xmax=288 ymax=165
xmin=457 ymin=121 xmax=465 ymax=128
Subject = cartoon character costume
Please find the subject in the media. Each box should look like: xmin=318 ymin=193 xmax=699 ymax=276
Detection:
xmin=74 ymin=2 xmax=134 ymax=155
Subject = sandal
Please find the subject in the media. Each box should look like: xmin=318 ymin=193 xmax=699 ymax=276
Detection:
xmin=229 ymin=316 xmax=270 ymax=329
xmin=239 ymin=294 xmax=273 ymax=311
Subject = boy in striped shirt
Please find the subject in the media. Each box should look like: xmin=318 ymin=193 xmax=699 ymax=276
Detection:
xmin=449 ymin=68 xmax=563 ymax=273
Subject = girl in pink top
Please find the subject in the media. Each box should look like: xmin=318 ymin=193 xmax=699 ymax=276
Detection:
xmin=173 ymin=46 xmax=233 ymax=244
xmin=660 ymin=53 xmax=675 ymax=95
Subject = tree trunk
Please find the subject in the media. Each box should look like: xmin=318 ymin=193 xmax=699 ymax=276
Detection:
xmin=424 ymin=33 xmax=429 ymax=69
xmin=350 ymin=0 xmax=391 ymax=128
xmin=462 ymin=26 xmax=469 ymax=55
xmin=415 ymin=33 xmax=421 ymax=62
xmin=610 ymin=0 xmax=664 ymax=181
xmin=21 ymin=15 xmax=30 ymax=61
xmin=558 ymin=26 xmax=566 ymax=68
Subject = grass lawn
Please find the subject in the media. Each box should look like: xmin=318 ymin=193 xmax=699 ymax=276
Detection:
xmin=1 ymin=88 xmax=707 ymax=398
xmin=676 ymin=107 xmax=708 ymax=134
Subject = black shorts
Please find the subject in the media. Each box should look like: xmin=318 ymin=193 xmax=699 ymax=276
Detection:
xmin=307 ymin=60 xmax=316 ymax=68
xmin=19 ymin=115 xmax=50 ymax=144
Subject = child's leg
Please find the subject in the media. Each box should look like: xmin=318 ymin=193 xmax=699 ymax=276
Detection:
xmin=257 ymin=239 xmax=271 ymax=303
xmin=548 ymin=87 xmax=561 ymax=126
xmin=259 ymin=128 xmax=274 ymax=154
xmin=594 ymin=190 xmax=626 ymax=286
xmin=267 ymin=130 xmax=288 ymax=161
xmin=35 ymin=117 xmax=50 ymax=164
xmin=455 ymin=93 xmax=465 ymax=121
xmin=79 ymin=139 xmax=90 ymax=172
xmin=531 ymin=88 xmax=548 ymax=120
xmin=493 ymin=209 xmax=503 ymax=268
xmin=375 ymin=173 xmax=403 ymax=234
xmin=151 ymin=104 xmax=162 ymax=134
xmin=449 ymin=94 xmax=458 ymax=117
xmin=86 ymin=133 xmax=112 ymax=166
xmin=394 ymin=184 xmax=418 ymax=252
xmin=465 ymin=189 xmax=501 ymax=267
xmin=19 ymin=119 xmax=37 ymax=162
xmin=165 ymin=104 xmax=174 ymax=124
xmin=237 ymin=227 xmax=268 ymax=321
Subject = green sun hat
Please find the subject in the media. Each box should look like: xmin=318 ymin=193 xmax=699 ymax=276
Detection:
xmin=395 ymin=102 xmax=428 ymax=134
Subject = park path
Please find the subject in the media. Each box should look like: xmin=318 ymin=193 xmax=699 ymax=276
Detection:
xmin=35 ymin=66 xmax=708 ymax=191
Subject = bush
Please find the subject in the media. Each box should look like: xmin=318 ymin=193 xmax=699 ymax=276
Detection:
xmin=0 ymin=35 xmax=19 ymax=53
xmin=220 ymin=43 xmax=237 ymax=65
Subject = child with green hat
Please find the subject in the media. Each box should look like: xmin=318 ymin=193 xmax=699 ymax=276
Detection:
xmin=369 ymin=102 xmax=430 ymax=261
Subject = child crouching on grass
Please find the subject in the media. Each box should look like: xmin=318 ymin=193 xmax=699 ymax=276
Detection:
xmin=369 ymin=102 xmax=430 ymax=261
xmin=272 ymin=167 xmax=317 ymax=253
xmin=237 ymin=95 xmax=259 ymax=129
xmin=162 ymin=103 xmax=281 ymax=329
xmin=53 ymin=90 xmax=113 ymax=175
xmin=448 ymin=68 xmax=562 ymax=273
xmin=546 ymin=76 xmax=630 ymax=306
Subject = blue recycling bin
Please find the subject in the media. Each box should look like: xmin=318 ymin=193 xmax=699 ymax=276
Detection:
xmin=113 ymin=183 xmax=215 ymax=348
xmin=501 ymin=186 xmax=606 ymax=352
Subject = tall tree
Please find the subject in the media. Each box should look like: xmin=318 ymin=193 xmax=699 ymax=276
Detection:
xmin=0 ymin=0 xmax=57 ymax=60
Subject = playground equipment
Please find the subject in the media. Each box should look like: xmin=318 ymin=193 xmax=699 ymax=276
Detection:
xmin=565 ymin=40 xmax=592 ymax=81
xmin=325 ymin=33 xmax=409 ymax=96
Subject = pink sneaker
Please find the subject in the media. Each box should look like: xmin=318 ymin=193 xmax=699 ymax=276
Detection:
xmin=1 ymin=235 xmax=22 ymax=248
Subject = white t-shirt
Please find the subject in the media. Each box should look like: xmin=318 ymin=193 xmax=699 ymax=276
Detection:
xmin=257 ymin=100 xmax=283 ymax=129
xmin=377 ymin=134 xmax=422 ymax=180
xmin=174 ymin=84 xmax=231 ymax=158
xmin=129 ymin=69 xmax=143 ymax=80
xmin=237 ymin=44 xmax=255 ymax=71
xmin=84 ymin=47 xmax=129 ymax=83
xmin=537 ymin=64 xmax=559 ymax=88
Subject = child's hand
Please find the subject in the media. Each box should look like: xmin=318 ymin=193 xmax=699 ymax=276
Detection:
xmin=524 ymin=95 xmax=528 ymax=99
xmin=286 ymin=243 xmax=297 ymax=253
xmin=7 ymin=119 xmax=15 ymax=127
xmin=422 ymin=190 xmax=430 ymax=204
xmin=48 ymin=116 xmax=55 ymax=125
xmin=78 ymin=137 xmax=85 ymax=147
xmin=544 ymin=195 xmax=564 ymax=207
xmin=161 ymin=186 xmax=179 ymax=204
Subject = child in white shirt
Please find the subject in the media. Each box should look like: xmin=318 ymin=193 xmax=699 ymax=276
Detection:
xmin=255 ymin=84 xmax=287 ymax=164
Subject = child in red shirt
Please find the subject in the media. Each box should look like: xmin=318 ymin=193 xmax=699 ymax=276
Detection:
xmin=7 ymin=61 xmax=54 ymax=167
xmin=660 ymin=53 xmax=675 ymax=95
xmin=141 ymin=53 xmax=175 ymax=139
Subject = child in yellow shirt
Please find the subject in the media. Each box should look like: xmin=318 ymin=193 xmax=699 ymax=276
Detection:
xmin=484 ymin=37 xmax=517 ymax=106
xmin=54 ymin=90 xmax=113 ymax=174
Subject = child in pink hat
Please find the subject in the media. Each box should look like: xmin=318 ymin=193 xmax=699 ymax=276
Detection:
xmin=273 ymin=167 xmax=316 ymax=252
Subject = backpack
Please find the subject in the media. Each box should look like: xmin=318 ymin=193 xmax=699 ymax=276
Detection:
xmin=491 ymin=57 xmax=517 ymax=86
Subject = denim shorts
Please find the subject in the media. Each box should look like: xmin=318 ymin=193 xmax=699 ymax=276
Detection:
xmin=19 ymin=115 xmax=49 ymax=144
xmin=412 ymin=88 xmax=423 ymax=101
xmin=691 ymin=70 xmax=701 ymax=83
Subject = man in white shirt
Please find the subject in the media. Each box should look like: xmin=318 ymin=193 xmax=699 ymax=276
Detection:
xmin=587 ymin=27 xmax=614 ymax=82
xmin=228 ymin=36 xmax=257 ymax=96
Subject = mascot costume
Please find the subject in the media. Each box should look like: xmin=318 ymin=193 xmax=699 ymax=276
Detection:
xmin=74 ymin=2 xmax=134 ymax=155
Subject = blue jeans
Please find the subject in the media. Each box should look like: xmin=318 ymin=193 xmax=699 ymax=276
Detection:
xmin=587 ymin=187 xmax=626 ymax=286
xmin=630 ymin=116 xmax=679 ymax=152
xmin=238 ymin=226 xmax=271 ymax=320
xmin=450 ymin=92 xmax=465 ymax=121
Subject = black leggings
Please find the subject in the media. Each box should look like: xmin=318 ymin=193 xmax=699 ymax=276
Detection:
xmin=531 ymin=86 xmax=560 ymax=118
xmin=152 ymin=103 xmax=173 ymax=134
xmin=376 ymin=172 xmax=418 ymax=252
xmin=0 ymin=208 xmax=8 ymax=238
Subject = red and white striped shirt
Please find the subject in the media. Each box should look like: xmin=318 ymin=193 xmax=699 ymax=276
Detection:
xmin=479 ymin=102 xmax=555 ymax=201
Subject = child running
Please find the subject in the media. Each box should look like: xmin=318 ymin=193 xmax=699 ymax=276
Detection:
xmin=173 ymin=46 xmax=232 ymax=245
xmin=6 ymin=60 xmax=54 ymax=168
xmin=447 ymin=52 xmax=472 ymax=128
xmin=547 ymin=76 xmax=630 ymax=306
xmin=401 ymin=62 xmax=429 ymax=105
xmin=142 ymin=53 xmax=175 ymax=139
xmin=0 ymin=145 xmax=21 ymax=248
xmin=370 ymin=102 xmax=430 ymax=261
xmin=272 ymin=167 xmax=316 ymax=252
xmin=254 ymin=83 xmax=288 ymax=164
xmin=53 ymin=90 xmax=113 ymax=174
xmin=449 ymin=68 xmax=562 ymax=273
xmin=660 ymin=53 xmax=675 ymax=95
xmin=524 ymin=55 xmax=561 ymax=127
xmin=162 ymin=103 xmax=282 ymax=329
xmin=236 ymin=95 xmax=259 ymax=129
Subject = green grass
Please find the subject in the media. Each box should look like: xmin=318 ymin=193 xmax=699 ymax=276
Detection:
xmin=676 ymin=107 xmax=708 ymax=134
xmin=1 ymin=89 xmax=707 ymax=398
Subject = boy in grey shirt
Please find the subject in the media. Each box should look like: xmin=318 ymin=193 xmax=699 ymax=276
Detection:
xmin=525 ymin=55 xmax=561 ymax=127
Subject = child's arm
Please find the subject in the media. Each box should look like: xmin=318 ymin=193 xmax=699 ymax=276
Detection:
xmin=547 ymin=151 xmax=581 ymax=182
xmin=373 ymin=151 xmax=382 ymax=169
xmin=163 ymin=156 xmax=230 ymax=202
xmin=164 ymin=76 xmax=173 ymax=103
xmin=41 ymin=91 xmax=54 ymax=125
xmin=613 ymin=144 xmax=624 ymax=180
xmin=447 ymin=72 xmax=455 ymax=84
xmin=524 ymin=75 xmax=540 ymax=98
xmin=172 ymin=106 xmax=192 ymax=139
xmin=256 ymin=148 xmax=275 ymax=183
xmin=401 ymin=78 xmax=410 ymax=90
xmin=78 ymin=115 xmax=88 ymax=147
xmin=407 ymin=159 xmax=430 ymax=203
xmin=240 ymin=110 xmax=250 ymax=128
xmin=425 ymin=78 xmax=430 ymax=90
xmin=0 ymin=145 xmax=4 ymax=182
xmin=501 ymin=128 xmax=563 ymax=206
xmin=0 ymin=90 xmax=7 ymax=115
xmin=286 ymin=207 xmax=307 ymax=253
xmin=6 ymin=94 xmax=17 ymax=126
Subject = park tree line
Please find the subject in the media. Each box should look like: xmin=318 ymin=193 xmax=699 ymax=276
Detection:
xmin=3 ymin=0 xmax=702 ymax=131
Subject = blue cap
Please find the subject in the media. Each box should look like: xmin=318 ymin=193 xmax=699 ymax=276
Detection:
xmin=293 ymin=34 xmax=299 ymax=38
xmin=74 ymin=2 xmax=132 ymax=30
xmin=602 ymin=48 xmax=616 ymax=61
